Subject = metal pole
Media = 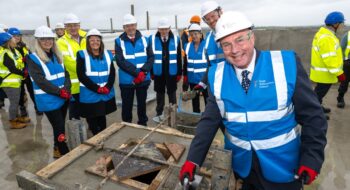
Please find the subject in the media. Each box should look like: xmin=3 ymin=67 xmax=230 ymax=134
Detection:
xmin=46 ymin=16 xmax=50 ymax=28
xmin=131 ymin=4 xmax=134 ymax=16
xmin=175 ymin=15 xmax=178 ymax=29
xmin=110 ymin=18 xmax=114 ymax=32
xmin=146 ymin=11 xmax=150 ymax=30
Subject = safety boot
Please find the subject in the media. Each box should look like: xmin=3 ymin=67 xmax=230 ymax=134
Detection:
xmin=53 ymin=146 xmax=62 ymax=159
xmin=337 ymin=96 xmax=345 ymax=108
xmin=322 ymin=106 xmax=331 ymax=113
xmin=9 ymin=120 xmax=27 ymax=129
xmin=16 ymin=116 xmax=31 ymax=123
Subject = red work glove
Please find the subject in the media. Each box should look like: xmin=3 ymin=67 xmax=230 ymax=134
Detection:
xmin=176 ymin=75 xmax=182 ymax=82
xmin=183 ymin=76 xmax=188 ymax=84
xmin=23 ymin=69 xmax=28 ymax=78
xmin=59 ymin=88 xmax=71 ymax=100
xmin=179 ymin=160 xmax=196 ymax=185
xmin=297 ymin=165 xmax=318 ymax=185
xmin=57 ymin=134 xmax=66 ymax=142
xmin=133 ymin=71 xmax=146 ymax=84
xmin=194 ymin=84 xmax=204 ymax=91
xmin=338 ymin=73 xmax=346 ymax=82
xmin=97 ymin=86 xmax=110 ymax=94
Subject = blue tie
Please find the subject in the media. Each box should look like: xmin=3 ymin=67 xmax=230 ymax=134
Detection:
xmin=241 ymin=70 xmax=250 ymax=93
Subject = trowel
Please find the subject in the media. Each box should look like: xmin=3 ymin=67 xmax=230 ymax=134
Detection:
xmin=176 ymin=174 xmax=203 ymax=190
xmin=181 ymin=90 xmax=197 ymax=101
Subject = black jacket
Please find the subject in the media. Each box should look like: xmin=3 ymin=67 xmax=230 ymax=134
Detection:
xmin=187 ymin=50 xmax=328 ymax=174
xmin=151 ymin=31 xmax=182 ymax=93
xmin=76 ymin=51 xmax=116 ymax=118
xmin=114 ymin=30 xmax=154 ymax=88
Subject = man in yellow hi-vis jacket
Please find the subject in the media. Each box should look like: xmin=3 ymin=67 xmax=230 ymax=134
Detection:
xmin=57 ymin=13 xmax=86 ymax=120
xmin=310 ymin=11 xmax=346 ymax=120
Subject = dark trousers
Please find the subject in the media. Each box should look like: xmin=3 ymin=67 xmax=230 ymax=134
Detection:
xmin=69 ymin=94 xmax=80 ymax=120
xmin=44 ymin=101 xmax=69 ymax=155
xmin=86 ymin=116 xmax=106 ymax=135
xmin=156 ymin=91 xmax=176 ymax=116
xmin=120 ymin=85 xmax=149 ymax=126
xmin=338 ymin=60 xmax=350 ymax=98
xmin=240 ymin=152 xmax=302 ymax=190
xmin=19 ymin=78 xmax=36 ymax=115
xmin=189 ymin=83 xmax=208 ymax=113
xmin=0 ymin=88 xmax=6 ymax=103
xmin=314 ymin=83 xmax=332 ymax=104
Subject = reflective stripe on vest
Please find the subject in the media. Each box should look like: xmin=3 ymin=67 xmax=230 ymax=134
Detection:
xmin=204 ymin=30 xmax=225 ymax=63
xmin=345 ymin=31 xmax=350 ymax=60
xmin=31 ymin=53 xmax=65 ymax=81
xmin=61 ymin=38 xmax=76 ymax=60
xmin=82 ymin=49 xmax=111 ymax=77
xmin=120 ymin=37 xmax=147 ymax=68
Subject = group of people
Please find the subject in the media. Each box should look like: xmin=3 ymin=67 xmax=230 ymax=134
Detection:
xmin=0 ymin=0 xmax=349 ymax=189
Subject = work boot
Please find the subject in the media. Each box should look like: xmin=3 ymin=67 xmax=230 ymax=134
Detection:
xmin=53 ymin=146 xmax=62 ymax=159
xmin=337 ymin=96 xmax=345 ymax=108
xmin=16 ymin=116 xmax=31 ymax=123
xmin=9 ymin=120 xmax=27 ymax=129
xmin=322 ymin=106 xmax=331 ymax=113
xmin=325 ymin=115 xmax=330 ymax=120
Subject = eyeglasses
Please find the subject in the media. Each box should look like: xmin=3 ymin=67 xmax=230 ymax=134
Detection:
xmin=221 ymin=31 xmax=252 ymax=51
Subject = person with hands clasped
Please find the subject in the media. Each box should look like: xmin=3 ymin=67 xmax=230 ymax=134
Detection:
xmin=76 ymin=29 xmax=116 ymax=135
xmin=150 ymin=17 xmax=182 ymax=119
xmin=115 ymin=14 xmax=154 ymax=126
xmin=179 ymin=11 xmax=328 ymax=189
xmin=182 ymin=23 xmax=208 ymax=113
xmin=27 ymin=26 xmax=71 ymax=158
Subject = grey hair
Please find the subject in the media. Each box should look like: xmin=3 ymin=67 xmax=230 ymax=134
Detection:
xmin=33 ymin=39 xmax=63 ymax=64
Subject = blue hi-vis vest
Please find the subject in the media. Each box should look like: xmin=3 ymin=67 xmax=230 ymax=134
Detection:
xmin=185 ymin=40 xmax=208 ymax=84
xmin=150 ymin=35 xmax=179 ymax=76
xmin=29 ymin=53 xmax=66 ymax=112
xmin=78 ymin=50 xmax=116 ymax=104
xmin=208 ymin=50 xmax=300 ymax=183
xmin=204 ymin=30 xmax=225 ymax=65
xmin=115 ymin=36 xmax=150 ymax=84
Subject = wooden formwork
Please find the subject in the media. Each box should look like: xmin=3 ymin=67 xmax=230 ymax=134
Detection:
xmin=16 ymin=122 xmax=236 ymax=190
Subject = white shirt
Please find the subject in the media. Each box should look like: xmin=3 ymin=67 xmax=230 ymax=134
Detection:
xmin=234 ymin=49 xmax=256 ymax=84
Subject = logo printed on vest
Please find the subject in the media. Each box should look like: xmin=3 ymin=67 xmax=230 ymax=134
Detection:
xmin=254 ymin=80 xmax=275 ymax=88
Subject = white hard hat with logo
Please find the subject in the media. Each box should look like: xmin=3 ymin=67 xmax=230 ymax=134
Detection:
xmin=188 ymin=23 xmax=201 ymax=31
xmin=55 ymin=23 xmax=65 ymax=29
xmin=215 ymin=11 xmax=253 ymax=41
xmin=201 ymin=1 xmax=220 ymax=18
xmin=158 ymin=17 xmax=170 ymax=29
xmin=64 ymin=13 xmax=80 ymax=24
xmin=123 ymin=14 xmax=137 ymax=25
xmin=86 ymin=28 xmax=102 ymax=38
xmin=34 ymin=25 xmax=56 ymax=38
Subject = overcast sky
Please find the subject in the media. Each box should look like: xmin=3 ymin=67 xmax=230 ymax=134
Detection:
xmin=1 ymin=0 xmax=349 ymax=30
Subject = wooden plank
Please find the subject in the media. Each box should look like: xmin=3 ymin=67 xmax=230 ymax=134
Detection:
xmin=36 ymin=144 xmax=92 ymax=179
xmin=147 ymin=156 xmax=175 ymax=190
xmin=164 ymin=143 xmax=185 ymax=162
xmin=211 ymin=149 xmax=232 ymax=190
xmin=86 ymin=164 xmax=149 ymax=190
xmin=85 ymin=123 xmax=125 ymax=146
xmin=121 ymin=122 xmax=194 ymax=139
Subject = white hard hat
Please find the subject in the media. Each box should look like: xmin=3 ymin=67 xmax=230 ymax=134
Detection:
xmin=123 ymin=14 xmax=137 ymax=25
xmin=0 ymin=24 xmax=8 ymax=30
xmin=188 ymin=23 xmax=201 ymax=31
xmin=158 ymin=17 xmax=170 ymax=29
xmin=64 ymin=13 xmax=80 ymax=24
xmin=201 ymin=1 xmax=220 ymax=18
xmin=86 ymin=28 xmax=102 ymax=38
xmin=215 ymin=11 xmax=253 ymax=41
xmin=55 ymin=22 xmax=65 ymax=29
xmin=34 ymin=25 xmax=56 ymax=38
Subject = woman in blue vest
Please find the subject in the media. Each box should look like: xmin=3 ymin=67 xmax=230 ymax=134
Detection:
xmin=150 ymin=17 xmax=182 ymax=119
xmin=27 ymin=26 xmax=71 ymax=158
xmin=76 ymin=29 xmax=116 ymax=135
xmin=179 ymin=11 xmax=328 ymax=189
xmin=183 ymin=23 xmax=209 ymax=113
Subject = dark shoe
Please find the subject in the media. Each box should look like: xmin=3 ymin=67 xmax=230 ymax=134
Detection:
xmin=0 ymin=100 xmax=4 ymax=108
xmin=36 ymin=110 xmax=43 ymax=115
xmin=322 ymin=106 xmax=331 ymax=113
xmin=325 ymin=115 xmax=330 ymax=120
xmin=337 ymin=97 xmax=345 ymax=108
